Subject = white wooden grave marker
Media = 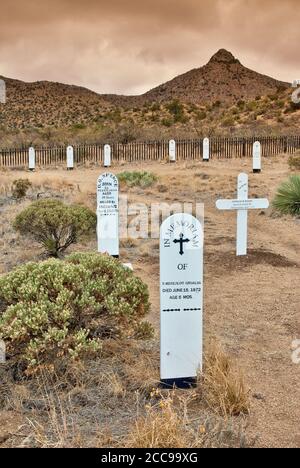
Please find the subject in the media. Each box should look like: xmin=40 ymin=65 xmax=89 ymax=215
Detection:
xmin=253 ymin=141 xmax=261 ymax=173
xmin=0 ymin=340 xmax=6 ymax=364
xmin=29 ymin=147 xmax=35 ymax=171
xmin=169 ymin=140 xmax=176 ymax=163
xmin=0 ymin=79 xmax=6 ymax=104
xmin=97 ymin=173 xmax=119 ymax=258
xmin=67 ymin=145 xmax=74 ymax=170
xmin=203 ymin=137 xmax=210 ymax=161
xmin=216 ymin=173 xmax=269 ymax=256
xmin=104 ymin=144 xmax=111 ymax=168
xmin=160 ymin=213 xmax=204 ymax=388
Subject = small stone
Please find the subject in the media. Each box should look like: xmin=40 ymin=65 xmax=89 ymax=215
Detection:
xmin=253 ymin=393 xmax=266 ymax=401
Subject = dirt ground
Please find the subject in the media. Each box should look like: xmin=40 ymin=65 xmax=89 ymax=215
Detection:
xmin=0 ymin=155 xmax=299 ymax=448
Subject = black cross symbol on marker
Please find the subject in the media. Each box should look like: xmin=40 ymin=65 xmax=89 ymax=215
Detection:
xmin=173 ymin=233 xmax=190 ymax=255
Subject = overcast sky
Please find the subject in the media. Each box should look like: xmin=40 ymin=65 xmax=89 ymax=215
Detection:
xmin=0 ymin=0 xmax=299 ymax=95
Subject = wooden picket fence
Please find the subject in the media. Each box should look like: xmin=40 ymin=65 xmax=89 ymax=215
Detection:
xmin=0 ymin=135 xmax=300 ymax=168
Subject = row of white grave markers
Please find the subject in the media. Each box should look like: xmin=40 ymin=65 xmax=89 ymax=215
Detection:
xmin=168 ymin=139 xmax=261 ymax=167
xmin=27 ymin=145 xmax=113 ymax=171
xmin=26 ymin=140 xmax=260 ymax=170
xmin=169 ymin=139 xmax=210 ymax=162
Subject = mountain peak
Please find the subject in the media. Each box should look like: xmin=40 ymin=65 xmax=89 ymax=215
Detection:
xmin=208 ymin=49 xmax=240 ymax=64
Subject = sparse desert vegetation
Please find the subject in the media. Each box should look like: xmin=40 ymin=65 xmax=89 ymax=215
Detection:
xmin=118 ymin=171 xmax=158 ymax=188
xmin=1 ymin=49 xmax=300 ymax=148
xmin=0 ymin=156 xmax=299 ymax=448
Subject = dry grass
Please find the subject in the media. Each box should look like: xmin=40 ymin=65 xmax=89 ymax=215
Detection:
xmin=124 ymin=389 xmax=252 ymax=449
xmin=125 ymin=391 xmax=199 ymax=448
xmin=201 ymin=341 xmax=250 ymax=417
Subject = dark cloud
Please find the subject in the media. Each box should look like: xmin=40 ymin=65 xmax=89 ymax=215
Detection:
xmin=0 ymin=0 xmax=298 ymax=94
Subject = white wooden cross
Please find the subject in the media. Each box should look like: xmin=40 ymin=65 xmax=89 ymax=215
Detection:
xmin=216 ymin=173 xmax=269 ymax=256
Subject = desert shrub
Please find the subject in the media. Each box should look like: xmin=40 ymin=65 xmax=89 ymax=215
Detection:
xmin=222 ymin=117 xmax=235 ymax=127
xmin=0 ymin=253 xmax=150 ymax=371
xmin=288 ymin=152 xmax=300 ymax=171
xmin=13 ymin=199 xmax=96 ymax=257
xmin=272 ymin=175 xmax=300 ymax=216
xmin=213 ymin=100 xmax=221 ymax=108
xmin=166 ymin=99 xmax=186 ymax=123
xmin=195 ymin=110 xmax=207 ymax=121
xmin=161 ymin=118 xmax=173 ymax=127
xmin=12 ymin=178 xmax=32 ymax=199
xmin=118 ymin=171 xmax=158 ymax=188
xmin=150 ymin=102 xmax=161 ymax=112
xmin=134 ymin=321 xmax=155 ymax=340
xmin=237 ymin=100 xmax=245 ymax=109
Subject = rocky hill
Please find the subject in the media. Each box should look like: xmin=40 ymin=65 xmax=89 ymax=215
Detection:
xmin=0 ymin=49 xmax=298 ymax=143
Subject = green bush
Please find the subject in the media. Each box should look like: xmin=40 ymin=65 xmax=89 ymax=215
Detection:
xmin=0 ymin=253 xmax=150 ymax=371
xmin=222 ymin=117 xmax=235 ymax=127
xmin=12 ymin=179 xmax=32 ymax=199
xmin=272 ymin=175 xmax=300 ymax=216
xmin=195 ymin=110 xmax=207 ymax=121
xmin=288 ymin=152 xmax=300 ymax=171
xmin=118 ymin=171 xmax=158 ymax=188
xmin=13 ymin=199 xmax=96 ymax=257
xmin=161 ymin=118 xmax=173 ymax=127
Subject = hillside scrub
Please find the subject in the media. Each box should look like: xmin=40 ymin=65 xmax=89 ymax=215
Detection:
xmin=13 ymin=199 xmax=96 ymax=257
xmin=0 ymin=253 xmax=151 ymax=372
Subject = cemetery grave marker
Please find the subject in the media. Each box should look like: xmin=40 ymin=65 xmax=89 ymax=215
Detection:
xmin=169 ymin=139 xmax=176 ymax=163
xmin=0 ymin=79 xmax=6 ymax=104
xmin=97 ymin=173 xmax=119 ymax=258
xmin=216 ymin=173 xmax=269 ymax=256
xmin=29 ymin=147 xmax=35 ymax=171
xmin=67 ymin=145 xmax=74 ymax=170
xmin=0 ymin=340 xmax=5 ymax=364
xmin=160 ymin=213 xmax=204 ymax=388
xmin=203 ymin=137 xmax=210 ymax=162
xmin=104 ymin=144 xmax=112 ymax=168
xmin=253 ymin=141 xmax=261 ymax=173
